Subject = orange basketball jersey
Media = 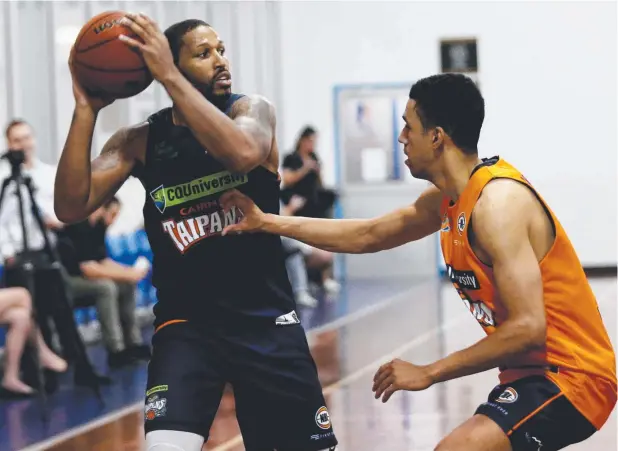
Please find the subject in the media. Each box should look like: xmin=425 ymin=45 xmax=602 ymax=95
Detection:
xmin=439 ymin=157 xmax=617 ymax=430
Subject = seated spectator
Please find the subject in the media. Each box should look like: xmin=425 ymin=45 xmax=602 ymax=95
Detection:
xmin=280 ymin=196 xmax=340 ymax=301
xmin=281 ymin=126 xmax=337 ymax=218
xmin=280 ymin=197 xmax=318 ymax=308
xmin=56 ymin=198 xmax=150 ymax=368
xmin=0 ymin=287 xmax=67 ymax=397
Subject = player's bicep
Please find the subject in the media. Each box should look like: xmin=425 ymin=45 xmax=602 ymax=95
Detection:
xmin=230 ymin=95 xmax=274 ymax=169
xmin=365 ymin=186 xmax=442 ymax=252
xmin=87 ymin=124 xmax=145 ymax=210
xmin=474 ymin=181 xmax=546 ymax=343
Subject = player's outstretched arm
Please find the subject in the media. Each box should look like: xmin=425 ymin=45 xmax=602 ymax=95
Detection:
xmin=119 ymin=13 xmax=272 ymax=174
xmin=220 ymin=186 xmax=443 ymax=254
xmin=372 ymin=180 xmax=547 ymax=402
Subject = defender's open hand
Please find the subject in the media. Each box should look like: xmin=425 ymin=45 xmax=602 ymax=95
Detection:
xmin=372 ymin=358 xmax=435 ymax=403
xmin=220 ymin=190 xmax=266 ymax=236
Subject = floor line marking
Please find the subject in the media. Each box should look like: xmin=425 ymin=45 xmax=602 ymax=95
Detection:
xmin=18 ymin=403 xmax=144 ymax=451
xmin=309 ymin=284 xmax=425 ymax=335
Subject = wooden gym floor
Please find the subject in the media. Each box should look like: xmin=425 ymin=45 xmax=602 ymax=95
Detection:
xmin=5 ymin=276 xmax=617 ymax=451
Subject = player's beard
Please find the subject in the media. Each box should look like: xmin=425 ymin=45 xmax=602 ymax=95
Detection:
xmin=193 ymin=78 xmax=231 ymax=110
xmin=179 ymin=67 xmax=231 ymax=109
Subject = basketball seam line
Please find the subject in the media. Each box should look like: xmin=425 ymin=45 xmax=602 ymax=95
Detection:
xmin=76 ymin=32 xmax=139 ymax=54
xmin=74 ymin=11 xmax=121 ymax=51
xmin=73 ymin=59 xmax=148 ymax=73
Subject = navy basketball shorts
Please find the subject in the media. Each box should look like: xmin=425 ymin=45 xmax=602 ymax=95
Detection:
xmin=144 ymin=320 xmax=338 ymax=451
xmin=475 ymin=375 xmax=596 ymax=450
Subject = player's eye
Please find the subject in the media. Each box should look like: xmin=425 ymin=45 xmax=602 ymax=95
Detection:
xmin=218 ymin=47 xmax=226 ymax=56
xmin=198 ymin=50 xmax=209 ymax=58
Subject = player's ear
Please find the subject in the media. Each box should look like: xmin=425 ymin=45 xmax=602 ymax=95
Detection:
xmin=431 ymin=127 xmax=445 ymax=149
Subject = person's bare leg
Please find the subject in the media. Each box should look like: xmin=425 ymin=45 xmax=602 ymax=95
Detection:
xmin=35 ymin=330 xmax=67 ymax=373
xmin=0 ymin=287 xmax=31 ymax=318
xmin=0 ymin=306 xmax=34 ymax=393
xmin=435 ymin=414 xmax=512 ymax=451
xmin=0 ymin=287 xmax=66 ymax=390
xmin=0 ymin=288 xmax=36 ymax=393
xmin=305 ymin=248 xmax=340 ymax=295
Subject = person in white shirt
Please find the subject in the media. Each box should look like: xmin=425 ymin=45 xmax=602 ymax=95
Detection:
xmin=0 ymin=119 xmax=63 ymax=264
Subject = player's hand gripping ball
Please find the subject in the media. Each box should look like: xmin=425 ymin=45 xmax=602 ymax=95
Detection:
xmin=118 ymin=12 xmax=177 ymax=83
xmin=72 ymin=11 xmax=153 ymax=99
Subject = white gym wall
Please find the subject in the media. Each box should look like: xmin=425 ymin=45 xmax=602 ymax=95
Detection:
xmin=278 ymin=1 xmax=617 ymax=269
xmin=0 ymin=1 xmax=615 ymax=267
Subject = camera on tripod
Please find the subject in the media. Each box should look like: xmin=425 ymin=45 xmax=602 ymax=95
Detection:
xmin=1 ymin=149 xmax=26 ymax=173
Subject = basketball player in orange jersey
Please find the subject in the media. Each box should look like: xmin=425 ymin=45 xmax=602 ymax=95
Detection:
xmin=220 ymin=73 xmax=617 ymax=450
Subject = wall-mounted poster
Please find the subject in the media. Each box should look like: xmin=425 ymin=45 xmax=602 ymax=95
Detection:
xmin=440 ymin=37 xmax=480 ymax=90
xmin=333 ymin=84 xmax=411 ymax=186
xmin=440 ymin=38 xmax=478 ymax=72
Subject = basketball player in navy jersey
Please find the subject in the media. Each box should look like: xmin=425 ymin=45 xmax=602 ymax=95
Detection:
xmin=54 ymin=14 xmax=337 ymax=451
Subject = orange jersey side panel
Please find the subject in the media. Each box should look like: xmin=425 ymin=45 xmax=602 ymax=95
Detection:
xmin=439 ymin=158 xmax=617 ymax=430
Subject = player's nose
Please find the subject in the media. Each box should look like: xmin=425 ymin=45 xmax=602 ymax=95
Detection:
xmin=214 ymin=52 xmax=227 ymax=68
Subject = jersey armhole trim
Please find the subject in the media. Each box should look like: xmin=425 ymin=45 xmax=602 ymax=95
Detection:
xmin=467 ymin=177 xmax=557 ymax=268
xmin=154 ymin=319 xmax=188 ymax=334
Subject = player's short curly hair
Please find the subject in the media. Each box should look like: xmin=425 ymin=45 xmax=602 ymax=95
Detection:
xmin=164 ymin=19 xmax=211 ymax=65
xmin=409 ymin=73 xmax=484 ymax=154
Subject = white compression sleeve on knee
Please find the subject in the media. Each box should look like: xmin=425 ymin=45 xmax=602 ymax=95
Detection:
xmin=145 ymin=430 xmax=205 ymax=451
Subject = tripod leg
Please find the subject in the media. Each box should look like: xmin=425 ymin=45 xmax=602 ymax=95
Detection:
xmin=20 ymin=264 xmax=50 ymax=421
xmin=26 ymin=331 xmax=50 ymax=422
xmin=0 ymin=177 xmax=12 ymax=212
xmin=44 ymin=266 xmax=105 ymax=404
xmin=21 ymin=176 xmax=107 ymax=403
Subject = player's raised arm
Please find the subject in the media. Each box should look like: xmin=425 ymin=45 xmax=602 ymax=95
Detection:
xmin=54 ymin=49 xmax=145 ymax=224
xmin=119 ymin=13 xmax=272 ymax=174
xmin=220 ymin=186 xmax=443 ymax=254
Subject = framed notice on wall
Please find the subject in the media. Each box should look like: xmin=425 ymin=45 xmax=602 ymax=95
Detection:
xmin=333 ymin=84 xmax=412 ymax=186
xmin=440 ymin=37 xmax=480 ymax=89
xmin=440 ymin=38 xmax=478 ymax=72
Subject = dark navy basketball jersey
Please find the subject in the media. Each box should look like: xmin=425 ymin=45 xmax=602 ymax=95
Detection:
xmin=132 ymin=94 xmax=296 ymax=327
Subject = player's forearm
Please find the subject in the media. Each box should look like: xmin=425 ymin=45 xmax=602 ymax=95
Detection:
xmin=262 ymin=213 xmax=371 ymax=253
xmin=160 ymin=71 xmax=257 ymax=172
xmin=426 ymin=320 xmax=546 ymax=384
xmin=55 ymin=107 xmax=96 ymax=222
xmin=81 ymin=261 xmax=139 ymax=283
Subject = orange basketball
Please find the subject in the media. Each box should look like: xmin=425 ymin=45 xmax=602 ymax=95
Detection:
xmin=72 ymin=11 xmax=153 ymax=99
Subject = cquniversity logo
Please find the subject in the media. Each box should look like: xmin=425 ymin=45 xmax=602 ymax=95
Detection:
xmin=150 ymin=185 xmax=166 ymax=214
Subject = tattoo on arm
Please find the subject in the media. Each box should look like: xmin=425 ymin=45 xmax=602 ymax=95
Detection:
xmin=229 ymin=95 xmax=275 ymax=157
xmin=92 ymin=125 xmax=143 ymax=173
